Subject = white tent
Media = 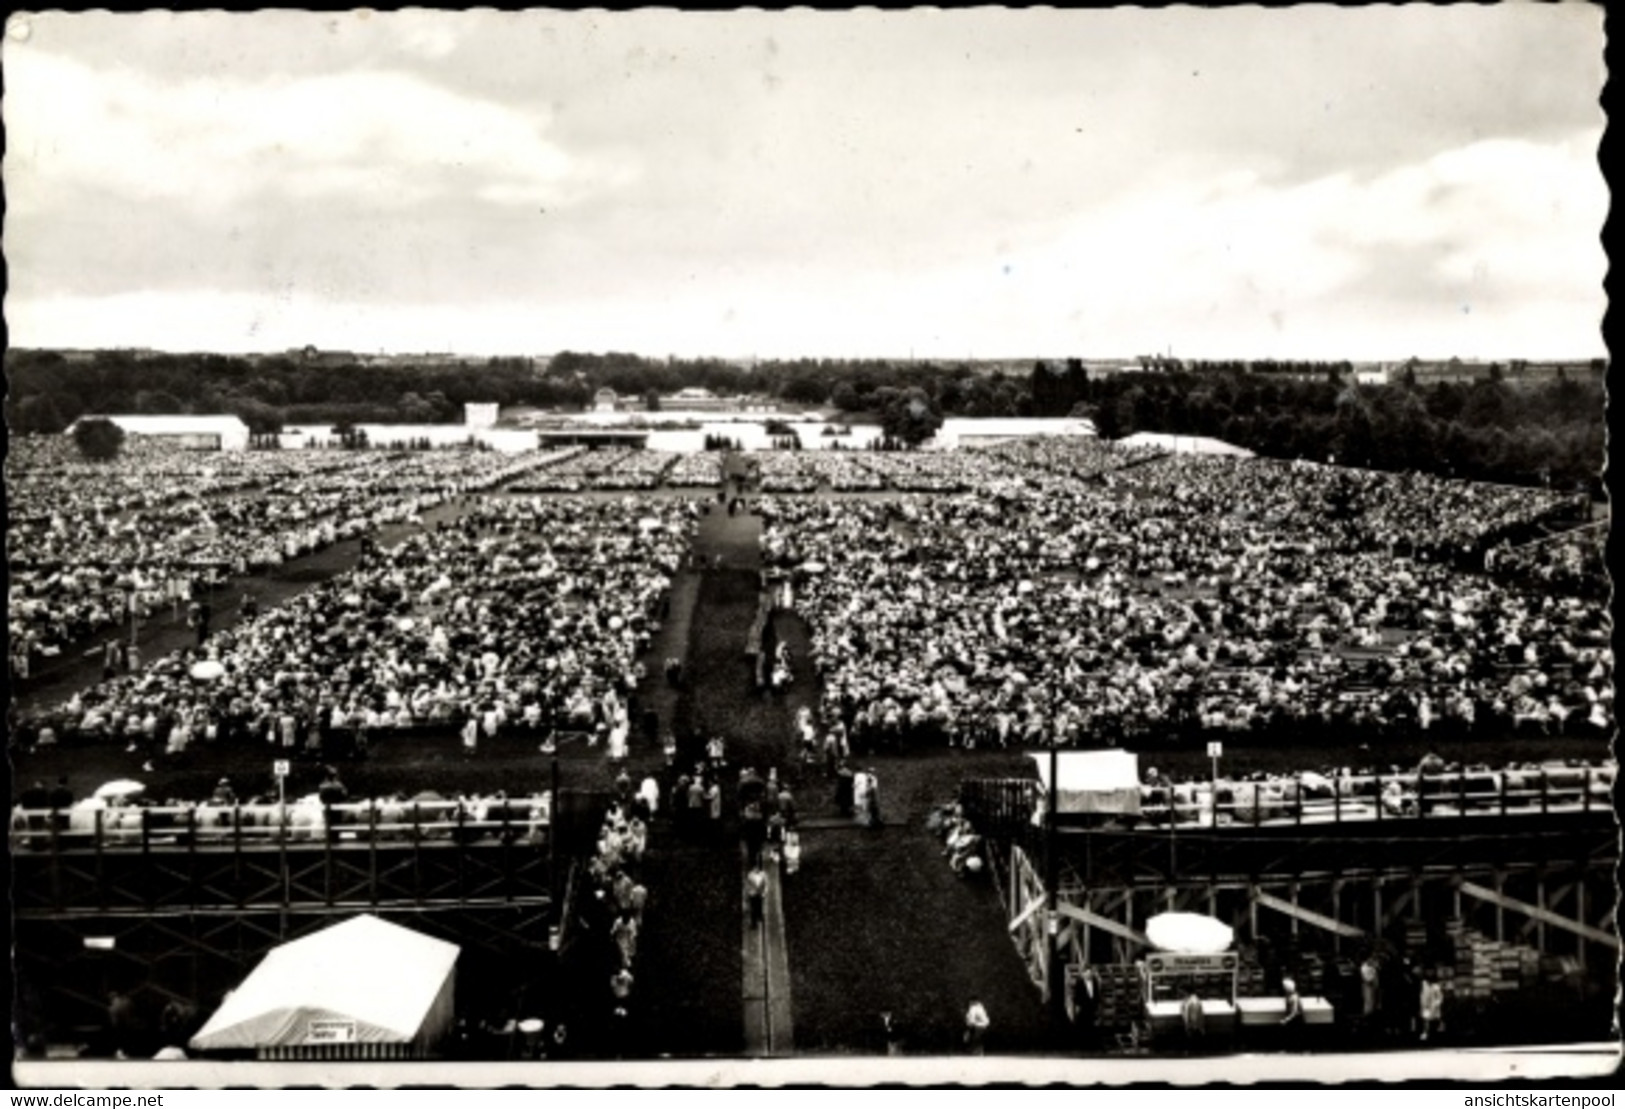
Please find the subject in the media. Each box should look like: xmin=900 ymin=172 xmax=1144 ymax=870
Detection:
xmin=190 ymin=915 xmax=458 ymax=1057
xmin=1117 ymin=431 xmax=1254 ymax=458
xmin=1031 ymin=749 xmax=1142 ymax=816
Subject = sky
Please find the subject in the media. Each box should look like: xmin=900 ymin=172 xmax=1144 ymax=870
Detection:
xmin=2 ymin=8 xmax=1607 ymax=361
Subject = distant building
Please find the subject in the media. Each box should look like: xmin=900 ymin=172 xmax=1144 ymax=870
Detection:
xmin=464 ymin=402 xmax=499 ymax=428
xmin=67 ymin=414 xmax=250 ymax=452
xmin=593 ymin=388 xmax=620 ymax=413
xmin=664 ymin=387 xmax=742 ymax=412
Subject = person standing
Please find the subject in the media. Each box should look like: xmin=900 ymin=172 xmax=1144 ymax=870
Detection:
xmin=461 ymin=713 xmax=479 ymax=759
xmin=963 ymin=999 xmax=990 ymax=1055
xmin=704 ymin=778 xmax=723 ymax=840
xmin=1419 ymin=973 xmax=1444 ymax=1042
xmin=741 ymin=798 xmax=767 ymax=868
xmin=1359 ymin=954 xmax=1382 ymax=1040
xmin=1073 ymin=965 xmax=1101 ymax=1048
xmin=746 ymin=863 xmax=768 ymax=929
xmin=863 ymin=769 xmax=882 ymax=828
xmin=1181 ymin=990 xmax=1206 ymax=1055
xmin=835 ymin=761 xmax=855 ymax=817
xmin=851 ymin=766 xmax=871 ymax=825
xmin=685 ymin=775 xmax=706 ymax=836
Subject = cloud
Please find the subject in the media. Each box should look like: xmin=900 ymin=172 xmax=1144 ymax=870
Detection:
xmin=4 ymin=48 xmax=628 ymax=214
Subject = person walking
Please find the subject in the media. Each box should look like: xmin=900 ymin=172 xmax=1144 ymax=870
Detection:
xmin=963 ymin=999 xmax=990 ymax=1055
xmin=746 ymin=863 xmax=768 ymax=929
xmin=1280 ymin=976 xmax=1304 ymax=1050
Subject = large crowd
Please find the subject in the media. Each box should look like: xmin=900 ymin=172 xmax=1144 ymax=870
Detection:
xmin=10 ymin=437 xmax=1606 ymax=761
xmin=7 ymin=440 xmax=575 ymax=678
xmin=758 ymin=444 xmax=1610 ymax=751
xmin=12 ymin=495 xmax=699 ymax=762
xmin=508 ymin=449 xmax=676 ymax=492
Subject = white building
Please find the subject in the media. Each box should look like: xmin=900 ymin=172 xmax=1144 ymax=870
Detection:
xmin=464 ymin=402 xmax=499 ymax=428
xmin=68 ymin=414 xmax=251 ymax=451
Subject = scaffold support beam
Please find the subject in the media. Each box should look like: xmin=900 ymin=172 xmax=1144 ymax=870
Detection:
xmin=1055 ymin=900 xmax=1150 ymax=948
xmin=1252 ymin=888 xmax=1367 ymax=939
xmin=1456 ymin=879 xmax=1619 ymax=949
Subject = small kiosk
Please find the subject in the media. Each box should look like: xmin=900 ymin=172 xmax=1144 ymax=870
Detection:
xmin=1139 ymin=914 xmax=1240 ymax=1046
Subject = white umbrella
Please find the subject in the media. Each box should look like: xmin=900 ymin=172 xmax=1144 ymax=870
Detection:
xmin=802 ymin=561 xmax=826 ymax=574
xmin=1145 ymin=912 xmax=1234 ymax=954
xmin=190 ymin=659 xmax=226 ymax=681
xmin=397 ymin=617 xmax=416 ymax=633
xmin=94 ymin=780 xmax=147 ymax=801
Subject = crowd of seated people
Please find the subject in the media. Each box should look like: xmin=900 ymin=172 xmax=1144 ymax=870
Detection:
xmin=666 ymin=453 xmax=725 ymax=487
xmin=508 ymin=449 xmax=676 ymax=492
xmin=7 ymin=443 xmax=568 ymax=678
xmin=755 ymin=444 xmax=1610 ymax=753
xmin=747 ymin=451 xmax=887 ymax=492
xmin=11 ymin=496 xmax=699 ymax=769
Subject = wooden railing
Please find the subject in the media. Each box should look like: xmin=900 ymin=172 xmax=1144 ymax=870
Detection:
xmin=965 ymin=762 xmax=1615 ymax=833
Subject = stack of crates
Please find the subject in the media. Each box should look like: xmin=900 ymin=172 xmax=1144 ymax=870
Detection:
xmin=1095 ymin=964 xmax=1144 ymax=1031
xmin=1237 ymin=957 xmax=1268 ymax=998
xmin=1403 ymin=922 xmax=1429 ymax=962
xmin=1442 ymin=921 xmax=1542 ymax=1007
xmin=1295 ymin=951 xmax=1327 ymax=996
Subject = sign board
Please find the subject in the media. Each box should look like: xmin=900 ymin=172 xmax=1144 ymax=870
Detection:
xmin=305 ymin=1019 xmax=357 ymax=1045
xmin=1147 ymin=952 xmax=1238 ymax=975
xmin=1206 ymin=741 xmax=1223 ymax=759
xmin=273 ymin=760 xmax=291 ymax=779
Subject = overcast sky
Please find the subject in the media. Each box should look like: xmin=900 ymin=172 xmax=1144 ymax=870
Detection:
xmin=2 ymin=8 xmax=1606 ymax=361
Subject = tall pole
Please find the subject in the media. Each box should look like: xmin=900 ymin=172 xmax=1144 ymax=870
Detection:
xmin=1045 ymin=740 xmax=1064 ymax=1037
xmin=549 ymin=751 xmax=561 ymax=907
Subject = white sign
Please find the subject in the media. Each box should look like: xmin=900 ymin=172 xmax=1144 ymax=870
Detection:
xmin=305 ymin=1019 xmax=357 ymax=1044
xmin=273 ymin=759 xmax=291 ymax=778
xmin=1206 ymin=742 xmax=1223 ymax=759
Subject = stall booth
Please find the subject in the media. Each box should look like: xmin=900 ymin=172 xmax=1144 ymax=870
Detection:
xmin=1234 ymin=990 xmax=1335 ymax=1035
xmin=190 ymin=915 xmax=459 ymax=1060
xmin=1139 ymin=913 xmax=1239 ymax=1046
xmin=1029 ymin=749 xmax=1143 ymax=822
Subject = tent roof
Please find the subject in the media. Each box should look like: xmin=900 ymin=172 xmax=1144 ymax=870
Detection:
xmin=191 ymin=915 xmax=458 ymax=1050
xmin=943 ymin=417 xmax=1098 ymax=438
xmin=1117 ymin=431 xmax=1254 ymax=458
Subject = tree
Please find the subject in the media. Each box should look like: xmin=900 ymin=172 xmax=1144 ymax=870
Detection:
xmin=876 ymin=387 xmax=943 ymax=448
xmin=72 ymin=416 xmax=126 ymax=460
xmin=644 ymin=389 xmax=662 ymax=412
xmin=830 ymin=381 xmax=863 ymax=412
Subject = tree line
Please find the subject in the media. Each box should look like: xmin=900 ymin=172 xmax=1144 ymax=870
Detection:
xmin=6 ymin=347 xmax=1603 ymax=490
